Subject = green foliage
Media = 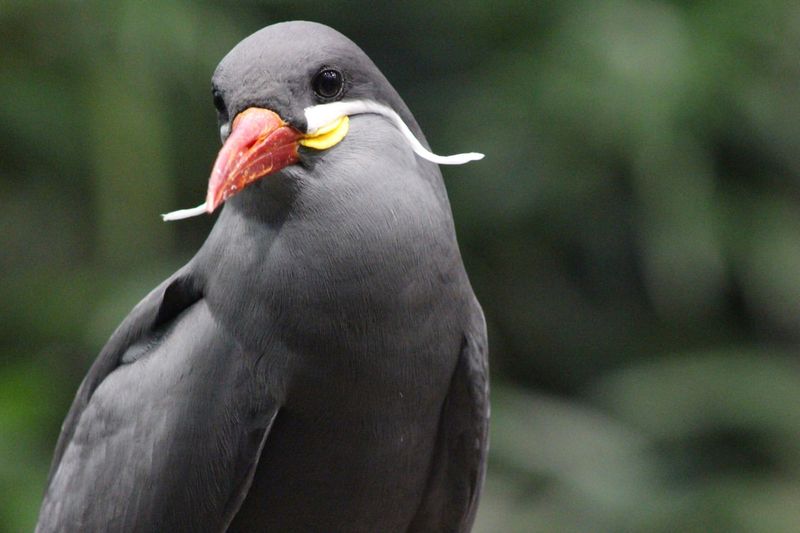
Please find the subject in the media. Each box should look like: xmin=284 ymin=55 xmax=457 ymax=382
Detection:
xmin=2 ymin=1 xmax=799 ymax=531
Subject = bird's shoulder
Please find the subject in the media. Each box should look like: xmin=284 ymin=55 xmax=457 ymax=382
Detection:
xmin=38 ymin=263 xmax=283 ymax=532
xmin=44 ymin=264 xmax=203 ymax=485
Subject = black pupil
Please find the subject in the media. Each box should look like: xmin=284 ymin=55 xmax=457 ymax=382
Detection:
xmin=314 ymin=70 xmax=342 ymax=98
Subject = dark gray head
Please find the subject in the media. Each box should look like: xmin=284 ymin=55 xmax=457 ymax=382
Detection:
xmin=177 ymin=21 xmax=482 ymax=349
xmin=162 ymin=20 xmax=481 ymax=238
xmin=211 ymin=21 xmax=412 ymax=140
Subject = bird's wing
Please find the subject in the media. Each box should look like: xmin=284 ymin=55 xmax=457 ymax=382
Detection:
xmin=409 ymin=301 xmax=490 ymax=533
xmin=44 ymin=266 xmax=201 ymax=484
xmin=37 ymin=266 xmax=280 ymax=533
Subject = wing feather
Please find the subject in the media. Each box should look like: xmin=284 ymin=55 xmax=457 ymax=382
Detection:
xmin=409 ymin=302 xmax=490 ymax=532
xmin=36 ymin=266 xmax=280 ymax=533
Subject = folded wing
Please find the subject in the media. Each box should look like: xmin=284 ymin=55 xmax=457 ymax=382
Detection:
xmin=36 ymin=267 xmax=279 ymax=533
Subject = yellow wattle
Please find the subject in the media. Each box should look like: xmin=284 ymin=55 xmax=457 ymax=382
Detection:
xmin=299 ymin=115 xmax=349 ymax=150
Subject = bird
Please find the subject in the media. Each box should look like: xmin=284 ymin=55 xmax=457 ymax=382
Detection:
xmin=36 ymin=20 xmax=488 ymax=533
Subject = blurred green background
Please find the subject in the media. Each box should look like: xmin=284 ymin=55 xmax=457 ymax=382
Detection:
xmin=3 ymin=1 xmax=800 ymax=531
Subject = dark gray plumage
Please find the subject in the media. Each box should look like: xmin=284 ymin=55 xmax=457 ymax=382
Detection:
xmin=37 ymin=21 xmax=488 ymax=532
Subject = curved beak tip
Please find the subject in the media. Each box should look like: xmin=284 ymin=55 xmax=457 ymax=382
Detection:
xmin=205 ymin=107 xmax=302 ymax=211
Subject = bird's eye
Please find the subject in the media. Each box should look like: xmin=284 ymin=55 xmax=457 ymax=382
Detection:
xmin=212 ymin=90 xmax=227 ymax=117
xmin=312 ymin=69 xmax=344 ymax=99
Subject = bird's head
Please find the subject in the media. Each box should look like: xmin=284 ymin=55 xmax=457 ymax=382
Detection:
xmin=162 ymin=21 xmax=482 ymax=221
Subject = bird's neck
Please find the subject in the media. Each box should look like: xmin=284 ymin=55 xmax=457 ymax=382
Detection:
xmin=193 ymin=194 xmax=465 ymax=354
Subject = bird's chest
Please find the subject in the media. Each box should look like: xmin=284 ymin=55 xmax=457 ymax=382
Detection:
xmin=201 ymin=208 xmax=465 ymax=529
xmin=205 ymin=214 xmax=461 ymax=417
xmin=238 ymin=331 xmax=454 ymax=531
xmin=209 ymin=254 xmax=459 ymax=397
xmin=222 ymin=278 xmax=459 ymax=530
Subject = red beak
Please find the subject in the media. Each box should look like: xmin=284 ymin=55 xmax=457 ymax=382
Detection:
xmin=206 ymin=107 xmax=302 ymax=213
